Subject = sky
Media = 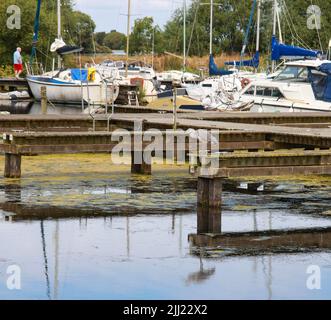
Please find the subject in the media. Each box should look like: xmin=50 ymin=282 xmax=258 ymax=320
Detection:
xmin=75 ymin=0 xmax=192 ymax=33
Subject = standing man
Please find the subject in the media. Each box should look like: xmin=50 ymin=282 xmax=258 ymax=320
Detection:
xmin=13 ymin=47 xmax=23 ymax=79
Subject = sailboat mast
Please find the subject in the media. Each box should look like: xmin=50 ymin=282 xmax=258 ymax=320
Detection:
xmin=271 ymin=0 xmax=277 ymax=72
xmin=209 ymin=0 xmax=213 ymax=55
xmin=272 ymin=0 xmax=277 ymax=36
xmin=276 ymin=7 xmax=283 ymax=43
xmin=125 ymin=0 xmax=131 ymax=78
xmin=209 ymin=0 xmax=214 ymax=55
xmin=183 ymin=0 xmax=186 ymax=71
xmin=256 ymin=0 xmax=261 ymax=53
xmin=57 ymin=0 xmax=61 ymax=68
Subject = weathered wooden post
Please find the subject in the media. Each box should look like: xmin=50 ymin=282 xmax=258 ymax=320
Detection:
xmin=131 ymin=120 xmax=152 ymax=175
xmin=4 ymin=153 xmax=22 ymax=178
xmin=41 ymin=86 xmax=47 ymax=114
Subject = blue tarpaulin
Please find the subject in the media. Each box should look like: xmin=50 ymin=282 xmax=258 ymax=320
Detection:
xmin=209 ymin=55 xmax=233 ymax=76
xmin=309 ymin=63 xmax=331 ymax=102
xmin=225 ymin=51 xmax=260 ymax=68
xmin=271 ymin=36 xmax=321 ymax=61
xmin=71 ymin=69 xmax=88 ymax=81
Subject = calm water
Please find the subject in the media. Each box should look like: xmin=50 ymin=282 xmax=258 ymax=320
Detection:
xmin=0 ymin=103 xmax=331 ymax=299
xmin=0 ymin=156 xmax=330 ymax=300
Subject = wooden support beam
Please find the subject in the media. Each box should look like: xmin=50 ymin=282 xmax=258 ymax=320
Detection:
xmin=189 ymin=227 xmax=331 ymax=253
xmin=4 ymin=153 xmax=21 ymax=178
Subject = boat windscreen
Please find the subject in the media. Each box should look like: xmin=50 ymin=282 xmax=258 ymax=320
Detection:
xmin=274 ymin=66 xmax=309 ymax=82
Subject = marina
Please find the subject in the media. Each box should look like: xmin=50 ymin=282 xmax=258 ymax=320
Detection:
xmin=0 ymin=0 xmax=331 ymax=304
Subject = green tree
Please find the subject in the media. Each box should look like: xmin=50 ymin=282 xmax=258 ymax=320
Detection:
xmin=278 ymin=0 xmax=331 ymax=53
xmin=63 ymin=10 xmax=96 ymax=52
xmin=103 ymin=30 xmax=126 ymax=50
xmin=130 ymin=17 xmax=164 ymax=54
xmin=0 ymin=0 xmax=96 ymax=68
xmin=95 ymin=32 xmax=107 ymax=46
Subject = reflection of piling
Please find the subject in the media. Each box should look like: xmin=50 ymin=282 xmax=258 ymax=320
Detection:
xmin=4 ymin=183 xmax=22 ymax=202
xmin=41 ymin=86 xmax=47 ymax=114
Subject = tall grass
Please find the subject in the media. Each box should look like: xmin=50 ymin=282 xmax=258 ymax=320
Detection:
xmin=0 ymin=65 xmax=14 ymax=77
xmin=76 ymin=53 xmax=247 ymax=73
xmin=55 ymin=52 xmax=272 ymax=74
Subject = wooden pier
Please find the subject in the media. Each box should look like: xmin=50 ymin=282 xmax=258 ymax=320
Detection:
xmin=0 ymin=78 xmax=30 ymax=93
xmin=0 ymin=111 xmax=330 ymax=253
xmin=0 ymin=112 xmax=330 ymax=223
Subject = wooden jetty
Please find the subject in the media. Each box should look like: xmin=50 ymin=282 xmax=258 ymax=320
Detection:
xmin=0 ymin=77 xmax=30 ymax=93
xmin=0 ymin=112 xmax=330 ymax=217
xmin=0 ymin=111 xmax=330 ymax=252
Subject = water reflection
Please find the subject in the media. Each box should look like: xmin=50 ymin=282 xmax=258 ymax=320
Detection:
xmin=40 ymin=220 xmax=51 ymax=300
xmin=0 ymin=167 xmax=331 ymax=298
xmin=185 ymin=251 xmax=216 ymax=285
xmin=0 ymin=101 xmax=83 ymax=115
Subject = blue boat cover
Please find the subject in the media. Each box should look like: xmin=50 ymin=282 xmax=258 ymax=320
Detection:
xmin=71 ymin=69 xmax=88 ymax=81
xmin=309 ymin=63 xmax=331 ymax=102
xmin=30 ymin=0 xmax=42 ymax=64
xmin=225 ymin=51 xmax=260 ymax=68
xmin=209 ymin=54 xmax=233 ymax=76
xmin=271 ymin=36 xmax=321 ymax=61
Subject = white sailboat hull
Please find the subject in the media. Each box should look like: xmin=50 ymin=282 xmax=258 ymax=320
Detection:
xmin=27 ymin=76 xmax=119 ymax=106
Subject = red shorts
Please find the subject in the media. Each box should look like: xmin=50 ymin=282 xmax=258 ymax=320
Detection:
xmin=14 ymin=64 xmax=23 ymax=72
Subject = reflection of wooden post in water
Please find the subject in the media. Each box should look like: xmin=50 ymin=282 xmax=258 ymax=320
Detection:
xmin=53 ymin=220 xmax=59 ymax=300
xmin=4 ymin=183 xmax=22 ymax=202
xmin=40 ymin=220 xmax=51 ymax=300
xmin=197 ymin=177 xmax=222 ymax=234
xmin=126 ymin=216 xmax=130 ymax=258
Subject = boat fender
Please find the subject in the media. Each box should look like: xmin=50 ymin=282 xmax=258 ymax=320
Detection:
xmin=241 ymin=78 xmax=251 ymax=88
xmin=130 ymin=77 xmax=144 ymax=88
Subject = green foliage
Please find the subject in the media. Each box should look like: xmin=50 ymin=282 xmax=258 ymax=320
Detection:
xmin=163 ymin=0 xmax=253 ymax=56
xmin=103 ymin=30 xmax=126 ymax=50
xmin=279 ymin=0 xmax=331 ymax=52
xmin=0 ymin=65 xmax=13 ymax=77
xmin=95 ymin=32 xmax=107 ymax=46
xmin=130 ymin=17 xmax=165 ymax=55
xmin=161 ymin=0 xmax=331 ymax=57
xmin=0 ymin=0 xmax=96 ymax=68
xmin=64 ymin=10 xmax=96 ymax=52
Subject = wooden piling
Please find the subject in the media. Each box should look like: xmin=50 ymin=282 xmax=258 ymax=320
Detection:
xmin=41 ymin=86 xmax=47 ymax=114
xmin=197 ymin=176 xmax=222 ymax=209
xmin=131 ymin=151 xmax=152 ymax=175
xmin=4 ymin=153 xmax=21 ymax=178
